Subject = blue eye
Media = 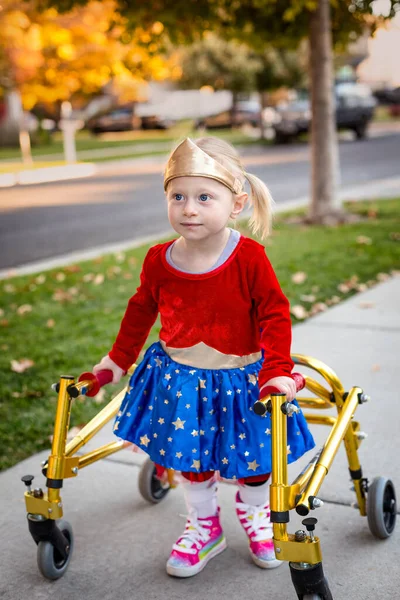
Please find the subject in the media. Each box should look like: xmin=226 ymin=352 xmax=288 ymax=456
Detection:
xmin=199 ymin=194 xmax=210 ymax=202
xmin=174 ymin=193 xmax=184 ymax=201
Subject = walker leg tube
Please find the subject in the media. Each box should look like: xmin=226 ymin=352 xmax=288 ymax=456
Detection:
xmin=290 ymin=562 xmax=333 ymax=600
xmin=296 ymin=387 xmax=362 ymax=516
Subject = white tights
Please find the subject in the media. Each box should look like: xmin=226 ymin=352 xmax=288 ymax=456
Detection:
xmin=182 ymin=477 xmax=270 ymax=518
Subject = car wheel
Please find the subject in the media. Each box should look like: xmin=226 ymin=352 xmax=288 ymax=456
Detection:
xmin=353 ymin=122 xmax=368 ymax=139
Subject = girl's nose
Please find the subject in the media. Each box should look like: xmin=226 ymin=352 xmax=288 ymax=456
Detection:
xmin=183 ymin=198 xmax=198 ymax=216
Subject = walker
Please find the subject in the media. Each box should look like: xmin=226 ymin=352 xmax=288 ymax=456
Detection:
xmin=21 ymin=354 xmax=397 ymax=599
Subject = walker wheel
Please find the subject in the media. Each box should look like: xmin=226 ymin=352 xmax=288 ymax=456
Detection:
xmin=138 ymin=458 xmax=170 ymax=504
xmin=37 ymin=519 xmax=74 ymax=580
xmin=367 ymin=477 xmax=397 ymax=539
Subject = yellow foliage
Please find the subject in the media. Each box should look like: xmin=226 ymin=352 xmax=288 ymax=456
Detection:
xmin=0 ymin=0 xmax=178 ymax=109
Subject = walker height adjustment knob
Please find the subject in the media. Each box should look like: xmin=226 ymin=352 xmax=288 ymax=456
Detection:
xmin=302 ymin=517 xmax=318 ymax=541
xmin=21 ymin=475 xmax=34 ymax=492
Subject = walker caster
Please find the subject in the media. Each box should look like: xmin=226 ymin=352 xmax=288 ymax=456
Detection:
xmin=367 ymin=476 xmax=396 ymax=539
xmin=36 ymin=518 xmax=74 ymax=580
xmin=138 ymin=458 xmax=171 ymax=504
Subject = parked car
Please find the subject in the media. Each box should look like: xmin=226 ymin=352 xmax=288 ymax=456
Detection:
xmin=86 ymin=107 xmax=172 ymax=134
xmin=271 ymin=82 xmax=376 ymax=143
xmin=195 ymin=100 xmax=262 ymax=129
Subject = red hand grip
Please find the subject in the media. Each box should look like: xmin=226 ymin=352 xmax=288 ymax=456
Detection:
xmin=78 ymin=369 xmax=114 ymax=397
xmin=260 ymin=372 xmax=306 ymax=396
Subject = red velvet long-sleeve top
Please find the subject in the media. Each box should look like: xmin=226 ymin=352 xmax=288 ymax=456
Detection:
xmin=109 ymin=235 xmax=294 ymax=393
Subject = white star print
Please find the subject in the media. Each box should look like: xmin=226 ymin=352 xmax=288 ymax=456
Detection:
xmin=172 ymin=417 xmax=185 ymax=430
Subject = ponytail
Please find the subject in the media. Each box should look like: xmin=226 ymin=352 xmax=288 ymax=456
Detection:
xmin=245 ymin=172 xmax=274 ymax=240
xmin=193 ymin=136 xmax=274 ymax=240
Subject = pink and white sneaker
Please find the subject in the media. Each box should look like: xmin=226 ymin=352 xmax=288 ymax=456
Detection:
xmin=166 ymin=508 xmax=227 ymax=578
xmin=235 ymin=491 xmax=282 ymax=569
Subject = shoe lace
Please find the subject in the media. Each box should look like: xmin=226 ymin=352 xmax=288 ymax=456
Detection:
xmin=237 ymin=500 xmax=273 ymax=542
xmin=173 ymin=509 xmax=213 ymax=555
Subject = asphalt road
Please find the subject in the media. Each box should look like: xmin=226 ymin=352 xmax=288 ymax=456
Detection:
xmin=1 ymin=132 xmax=400 ymax=270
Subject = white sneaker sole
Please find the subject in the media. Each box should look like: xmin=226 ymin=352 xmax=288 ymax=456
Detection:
xmin=166 ymin=536 xmax=227 ymax=578
xmin=251 ymin=551 xmax=283 ymax=570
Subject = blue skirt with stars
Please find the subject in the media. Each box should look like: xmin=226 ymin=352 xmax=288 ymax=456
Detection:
xmin=113 ymin=342 xmax=315 ymax=480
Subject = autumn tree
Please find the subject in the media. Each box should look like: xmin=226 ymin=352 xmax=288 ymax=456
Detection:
xmin=178 ymin=35 xmax=307 ymax=138
xmin=0 ymin=0 xmax=179 ymax=144
xmin=177 ymin=34 xmax=262 ymax=117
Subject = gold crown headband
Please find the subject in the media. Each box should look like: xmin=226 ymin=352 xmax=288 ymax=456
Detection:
xmin=164 ymin=138 xmax=243 ymax=194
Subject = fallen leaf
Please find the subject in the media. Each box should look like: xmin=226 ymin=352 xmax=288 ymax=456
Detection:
xmin=123 ymin=272 xmax=133 ymax=280
xmin=35 ymin=275 xmax=46 ymax=284
xmin=300 ymin=294 xmax=316 ymax=303
xmin=338 ymin=283 xmax=351 ymax=293
xmin=310 ymin=302 xmax=328 ymax=315
xmin=128 ymin=257 xmax=138 ymax=266
xmin=115 ymin=252 xmax=125 ymax=263
xmin=46 ymin=319 xmax=55 ymax=328
xmin=291 ymin=271 xmax=307 ymax=284
xmin=65 ymin=265 xmax=81 ymax=273
xmin=356 ymin=235 xmax=372 ymax=245
xmin=291 ymin=305 xmax=308 ymax=320
xmin=12 ymin=391 xmax=22 ymax=398
xmin=56 ymin=272 xmax=66 ymax=282
xmin=93 ymin=274 xmax=104 ymax=285
xmin=82 ymin=273 xmax=94 ymax=282
xmin=311 ymin=286 xmax=320 ymax=293
xmin=389 ymin=232 xmax=400 ymax=241
xmin=356 ymin=283 xmax=368 ymax=292
xmin=377 ymin=272 xmax=390 ymax=282
xmin=4 ymin=284 xmax=15 ymax=293
xmin=11 ymin=358 xmax=34 ymax=373
xmin=68 ymin=287 xmax=79 ymax=296
xmin=358 ymin=302 xmax=376 ymax=309
xmin=16 ymin=304 xmax=32 ymax=315
xmin=391 ymin=270 xmax=400 ymax=277
xmin=0 ymin=308 xmax=4 ymax=317
xmin=53 ymin=289 xmax=75 ymax=302
xmin=0 ymin=319 xmax=9 ymax=327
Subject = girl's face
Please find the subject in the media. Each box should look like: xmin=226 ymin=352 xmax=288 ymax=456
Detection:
xmin=166 ymin=176 xmax=246 ymax=242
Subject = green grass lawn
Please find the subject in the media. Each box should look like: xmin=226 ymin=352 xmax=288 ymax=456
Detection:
xmin=0 ymin=124 xmax=259 ymax=163
xmin=0 ymin=198 xmax=399 ymax=471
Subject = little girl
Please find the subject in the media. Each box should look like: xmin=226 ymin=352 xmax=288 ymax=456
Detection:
xmin=93 ymin=136 xmax=314 ymax=578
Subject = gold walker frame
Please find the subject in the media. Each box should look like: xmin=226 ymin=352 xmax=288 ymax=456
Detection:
xmin=21 ymin=354 xmax=397 ymax=597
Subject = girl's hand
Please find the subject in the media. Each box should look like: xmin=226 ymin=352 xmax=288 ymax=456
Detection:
xmin=93 ymin=355 xmax=125 ymax=384
xmin=261 ymin=376 xmax=297 ymax=402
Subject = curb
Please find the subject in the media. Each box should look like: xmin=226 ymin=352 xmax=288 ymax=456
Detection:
xmin=0 ymin=163 xmax=97 ymax=187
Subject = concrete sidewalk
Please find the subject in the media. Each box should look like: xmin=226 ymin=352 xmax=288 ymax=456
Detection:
xmin=0 ymin=277 xmax=399 ymax=600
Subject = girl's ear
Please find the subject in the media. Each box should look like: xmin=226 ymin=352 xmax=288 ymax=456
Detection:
xmin=230 ymin=192 xmax=248 ymax=219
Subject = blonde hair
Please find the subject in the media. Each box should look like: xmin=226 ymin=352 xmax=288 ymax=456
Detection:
xmin=194 ymin=136 xmax=274 ymax=239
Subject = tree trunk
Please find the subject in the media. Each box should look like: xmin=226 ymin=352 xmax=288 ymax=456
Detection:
xmin=308 ymin=0 xmax=342 ymax=223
